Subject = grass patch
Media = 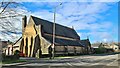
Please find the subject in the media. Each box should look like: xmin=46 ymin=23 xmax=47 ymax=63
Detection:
xmin=2 ymin=59 xmax=26 ymax=64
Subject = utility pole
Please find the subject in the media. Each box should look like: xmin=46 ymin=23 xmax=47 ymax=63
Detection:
xmin=52 ymin=3 xmax=62 ymax=59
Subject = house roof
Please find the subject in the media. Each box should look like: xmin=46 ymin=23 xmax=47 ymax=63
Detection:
xmin=1 ymin=41 xmax=8 ymax=48
xmin=31 ymin=16 xmax=80 ymax=39
xmin=13 ymin=37 xmax=22 ymax=45
xmin=80 ymin=39 xmax=91 ymax=47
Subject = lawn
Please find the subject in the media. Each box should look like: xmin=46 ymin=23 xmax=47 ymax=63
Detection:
xmin=2 ymin=59 xmax=26 ymax=64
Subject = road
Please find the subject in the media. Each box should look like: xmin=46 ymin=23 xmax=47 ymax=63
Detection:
xmin=2 ymin=53 xmax=120 ymax=68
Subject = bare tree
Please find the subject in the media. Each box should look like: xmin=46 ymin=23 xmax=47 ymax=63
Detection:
xmin=0 ymin=2 xmax=28 ymax=42
xmin=0 ymin=2 xmax=11 ymax=14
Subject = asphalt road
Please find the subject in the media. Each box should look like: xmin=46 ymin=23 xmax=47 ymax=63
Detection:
xmin=2 ymin=53 xmax=120 ymax=68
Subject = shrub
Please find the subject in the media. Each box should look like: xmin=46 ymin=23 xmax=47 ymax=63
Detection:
xmin=94 ymin=47 xmax=107 ymax=54
xmin=2 ymin=50 xmax=20 ymax=61
xmin=2 ymin=55 xmax=19 ymax=61
xmin=14 ymin=50 xmax=20 ymax=55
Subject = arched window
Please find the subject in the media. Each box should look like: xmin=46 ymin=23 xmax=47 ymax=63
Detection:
xmin=25 ymin=37 xmax=28 ymax=56
xmin=29 ymin=36 xmax=33 ymax=57
xmin=20 ymin=38 xmax=24 ymax=52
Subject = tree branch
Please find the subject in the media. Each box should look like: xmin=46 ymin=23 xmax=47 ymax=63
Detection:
xmin=0 ymin=2 xmax=11 ymax=15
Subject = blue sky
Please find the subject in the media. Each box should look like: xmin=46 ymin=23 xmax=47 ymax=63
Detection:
xmin=0 ymin=1 xmax=118 ymax=43
xmin=20 ymin=2 xmax=118 ymax=43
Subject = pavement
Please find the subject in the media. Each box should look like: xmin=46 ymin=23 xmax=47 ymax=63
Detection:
xmin=2 ymin=53 xmax=120 ymax=68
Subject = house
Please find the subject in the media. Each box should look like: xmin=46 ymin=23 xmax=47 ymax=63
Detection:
xmin=1 ymin=41 xmax=8 ymax=55
xmin=80 ymin=39 xmax=92 ymax=54
xmin=13 ymin=15 xmax=91 ymax=57
xmin=5 ymin=44 xmax=13 ymax=55
xmin=1 ymin=41 xmax=13 ymax=55
xmin=13 ymin=37 xmax=22 ymax=54
xmin=98 ymin=43 xmax=119 ymax=52
xmin=110 ymin=43 xmax=119 ymax=52
xmin=105 ymin=43 xmax=119 ymax=52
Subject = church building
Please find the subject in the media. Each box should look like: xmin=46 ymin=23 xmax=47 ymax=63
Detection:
xmin=13 ymin=16 xmax=92 ymax=58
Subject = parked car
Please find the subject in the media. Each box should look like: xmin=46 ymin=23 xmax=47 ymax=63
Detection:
xmin=19 ymin=51 xmax=25 ymax=57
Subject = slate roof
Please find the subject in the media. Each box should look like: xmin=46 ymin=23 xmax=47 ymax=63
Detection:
xmin=1 ymin=41 xmax=13 ymax=48
xmin=1 ymin=41 xmax=8 ymax=48
xmin=43 ymin=35 xmax=83 ymax=46
xmin=31 ymin=16 xmax=84 ymax=46
xmin=80 ymin=39 xmax=91 ymax=47
xmin=31 ymin=16 xmax=80 ymax=39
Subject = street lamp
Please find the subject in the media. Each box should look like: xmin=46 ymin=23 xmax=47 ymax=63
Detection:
xmin=52 ymin=3 xmax=62 ymax=59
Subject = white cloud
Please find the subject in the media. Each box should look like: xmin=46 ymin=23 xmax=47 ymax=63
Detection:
xmin=86 ymin=31 xmax=113 ymax=43
xmin=0 ymin=2 xmax=117 ymax=43
xmin=29 ymin=2 xmax=117 ymax=43
xmin=31 ymin=10 xmax=54 ymax=21
xmin=103 ymin=38 xmax=107 ymax=42
xmin=58 ymin=2 xmax=110 ymax=17
xmin=0 ymin=34 xmax=4 ymax=40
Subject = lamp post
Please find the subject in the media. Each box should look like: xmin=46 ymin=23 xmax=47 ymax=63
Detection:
xmin=52 ymin=3 xmax=62 ymax=59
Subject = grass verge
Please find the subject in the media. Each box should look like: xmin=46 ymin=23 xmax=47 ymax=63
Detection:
xmin=2 ymin=59 xmax=26 ymax=64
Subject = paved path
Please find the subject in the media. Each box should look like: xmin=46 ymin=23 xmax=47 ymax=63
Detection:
xmin=2 ymin=53 xmax=120 ymax=68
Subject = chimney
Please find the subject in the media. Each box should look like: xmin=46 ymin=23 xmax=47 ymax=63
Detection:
xmin=87 ymin=36 xmax=90 ymax=40
xmin=72 ymin=26 xmax=74 ymax=29
xmin=22 ymin=16 xmax=27 ymax=32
